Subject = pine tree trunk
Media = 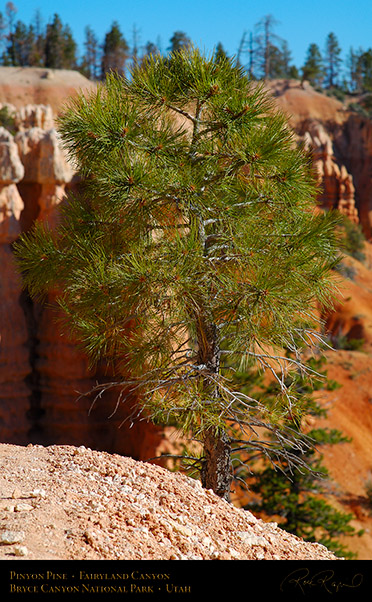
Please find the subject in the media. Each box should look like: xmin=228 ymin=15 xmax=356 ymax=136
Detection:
xmin=196 ymin=314 xmax=232 ymax=501
xmin=190 ymin=121 xmax=233 ymax=500
xmin=202 ymin=428 xmax=232 ymax=501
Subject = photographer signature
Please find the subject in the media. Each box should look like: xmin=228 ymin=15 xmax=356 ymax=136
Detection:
xmin=280 ymin=568 xmax=363 ymax=595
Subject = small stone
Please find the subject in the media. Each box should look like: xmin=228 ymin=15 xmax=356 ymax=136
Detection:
xmin=170 ymin=521 xmax=193 ymax=537
xmin=14 ymin=503 xmax=34 ymax=512
xmin=237 ymin=532 xmax=267 ymax=547
xmin=217 ymin=551 xmax=231 ymax=560
xmin=14 ymin=545 xmax=28 ymax=557
xmin=84 ymin=529 xmax=101 ymax=546
xmin=73 ymin=446 xmax=86 ymax=455
xmin=30 ymin=489 xmax=46 ymax=498
xmin=202 ymin=536 xmax=213 ymax=548
xmin=245 ymin=513 xmax=258 ymax=524
xmin=188 ymin=479 xmax=202 ymax=490
xmin=0 ymin=530 xmax=25 ymax=544
xmin=267 ymin=521 xmax=278 ymax=530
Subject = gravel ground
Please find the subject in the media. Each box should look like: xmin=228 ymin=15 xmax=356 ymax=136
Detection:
xmin=0 ymin=443 xmax=338 ymax=561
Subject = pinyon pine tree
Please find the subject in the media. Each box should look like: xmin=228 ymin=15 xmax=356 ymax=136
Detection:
xmin=14 ymin=48 xmax=340 ymax=501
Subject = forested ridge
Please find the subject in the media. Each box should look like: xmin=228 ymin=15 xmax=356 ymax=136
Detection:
xmin=1 ymin=1 xmax=372 ymax=99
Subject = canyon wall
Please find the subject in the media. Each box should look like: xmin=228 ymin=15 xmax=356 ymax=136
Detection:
xmin=0 ymin=100 xmax=165 ymax=460
xmin=0 ymin=125 xmax=29 ymax=442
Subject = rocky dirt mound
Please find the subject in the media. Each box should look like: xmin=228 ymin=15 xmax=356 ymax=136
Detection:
xmin=0 ymin=443 xmax=337 ymax=561
xmin=0 ymin=67 xmax=95 ymax=114
xmin=266 ymin=79 xmax=346 ymax=126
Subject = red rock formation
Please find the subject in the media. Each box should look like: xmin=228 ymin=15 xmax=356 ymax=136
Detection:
xmin=14 ymin=104 xmax=54 ymax=131
xmin=302 ymin=120 xmax=359 ymax=222
xmin=0 ymin=126 xmax=30 ymax=443
xmin=270 ymin=80 xmax=372 ymax=237
xmin=0 ymin=100 xmax=166 ymax=460
xmin=267 ymin=79 xmax=346 ymax=126
xmin=34 ymin=294 xmax=165 ymax=458
xmin=0 ymin=67 xmax=96 ymax=114
xmin=15 ymin=120 xmax=74 ymax=229
xmin=333 ymin=113 xmax=372 ymax=237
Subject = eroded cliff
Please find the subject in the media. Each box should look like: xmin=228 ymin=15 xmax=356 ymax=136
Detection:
xmin=0 ymin=98 xmax=165 ymax=460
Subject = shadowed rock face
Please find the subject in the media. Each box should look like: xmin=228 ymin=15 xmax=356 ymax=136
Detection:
xmin=0 ymin=103 xmax=165 ymax=460
xmin=0 ymin=123 xmax=29 ymax=443
xmin=15 ymin=124 xmax=74 ymax=230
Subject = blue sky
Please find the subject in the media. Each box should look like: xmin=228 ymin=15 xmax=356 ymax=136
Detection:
xmin=4 ymin=0 xmax=372 ymax=69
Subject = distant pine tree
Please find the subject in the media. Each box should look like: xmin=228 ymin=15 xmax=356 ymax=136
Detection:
xmin=324 ymin=32 xmax=342 ymax=88
xmin=101 ymin=21 xmax=129 ymax=78
xmin=267 ymin=40 xmax=294 ymax=79
xmin=44 ymin=14 xmax=64 ymax=68
xmin=4 ymin=19 xmax=31 ymax=66
xmin=143 ymin=40 xmax=161 ymax=59
xmin=45 ymin=14 xmax=77 ymax=70
xmin=357 ymin=49 xmax=372 ymax=92
xmin=168 ymin=31 xmax=191 ymax=53
xmin=234 ymin=357 xmax=358 ymax=558
xmin=214 ymin=42 xmax=228 ymax=63
xmin=253 ymin=14 xmax=280 ymax=79
xmin=29 ymin=9 xmax=45 ymax=66
xmin=302 ymin=43 xmax=325 ymax=87
xmin=80 ymin=25 xmax=99 ymax=80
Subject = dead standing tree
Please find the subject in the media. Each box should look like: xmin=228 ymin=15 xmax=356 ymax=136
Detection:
xmin=253 ymin=14 xmax=281 ymax=79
